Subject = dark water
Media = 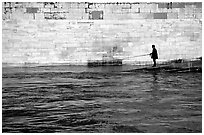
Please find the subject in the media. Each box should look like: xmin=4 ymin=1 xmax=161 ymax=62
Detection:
xmin=2 ymin=66 xmax=202 ymax=133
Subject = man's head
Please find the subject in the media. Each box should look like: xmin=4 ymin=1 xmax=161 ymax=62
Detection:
xmin=152 ymin=45 xmax=155 ymax=48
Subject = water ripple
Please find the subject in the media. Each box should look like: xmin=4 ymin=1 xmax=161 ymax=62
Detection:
xmin=2 ymin=66 xmax=202 ymax=133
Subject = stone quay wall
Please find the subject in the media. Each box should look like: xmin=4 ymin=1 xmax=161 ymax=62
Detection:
xmin=2 ymin=2 xmax=202 ymax=65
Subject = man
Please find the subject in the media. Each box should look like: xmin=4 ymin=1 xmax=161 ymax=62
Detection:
xmin=150 ymin=45 xmax=158 ymax=67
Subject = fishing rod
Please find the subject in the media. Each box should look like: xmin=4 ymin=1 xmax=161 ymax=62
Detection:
xmin=113 ymin=53 xmax=150 ymax=60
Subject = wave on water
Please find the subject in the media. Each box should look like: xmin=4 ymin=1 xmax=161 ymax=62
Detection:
xmin=2 ymin=66 xmax=202 ymax=133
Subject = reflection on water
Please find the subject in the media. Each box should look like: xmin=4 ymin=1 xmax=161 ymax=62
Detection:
xmin=2 ymin=66 xmax=202 ymax=133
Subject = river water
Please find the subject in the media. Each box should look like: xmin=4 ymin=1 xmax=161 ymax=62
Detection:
xmin=2 ymin=65 xmax=202 ymax=133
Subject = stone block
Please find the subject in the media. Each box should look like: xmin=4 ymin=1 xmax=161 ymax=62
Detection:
xmin=178 ymin=9 xmax=185 ymax=19
xmin=35 ymin=13 xmax=44 ymax=20
xmin=194 ymin=13 xmax=202 ymax=19
xmin=148 ymin=4 xmax=158 ymax=13
xmin=172 ymin=2 xmax=185 ymax=8
xmin=51 ymin=8 xmax=59 ymax=12
xmin=2 ymin=12 xmax=11 ymax=20
xmin=42 ymin=8 xmax=51 ymax=12
xmin=89 ymin=11 xmax=103 ymax=20
xmin=78 ymin=2 xmax=86 ymax=8
xmin=145 ymin=13 xmax=154 ymax=19
xmin=26 ymin=7 xmax=39 ymax=13
xmin=167 ymin=13 xmax=178 ymax=19
xmin=153 ymin=13 xmax=167 ymax=19
xmin=131 ymin=7 xmax=140 ymax=13
xmin=23 ymin=13 xmax=35 ymax=20
xmin=194 ymin=2 xmax=202 ymax=8
xmin=158 ymin=3 xmax=168 ymax=8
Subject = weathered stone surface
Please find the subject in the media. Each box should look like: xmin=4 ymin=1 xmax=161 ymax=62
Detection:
xmin=2 ymin=2 xmax=202 ymax=65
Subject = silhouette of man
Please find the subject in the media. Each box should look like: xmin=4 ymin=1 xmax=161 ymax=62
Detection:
xmin=150 ymin=45 xmax=158 ymax=67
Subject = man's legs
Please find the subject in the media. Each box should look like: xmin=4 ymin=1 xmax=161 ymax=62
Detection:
xmin=153 ymin=59 xmax=156 ymax=67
